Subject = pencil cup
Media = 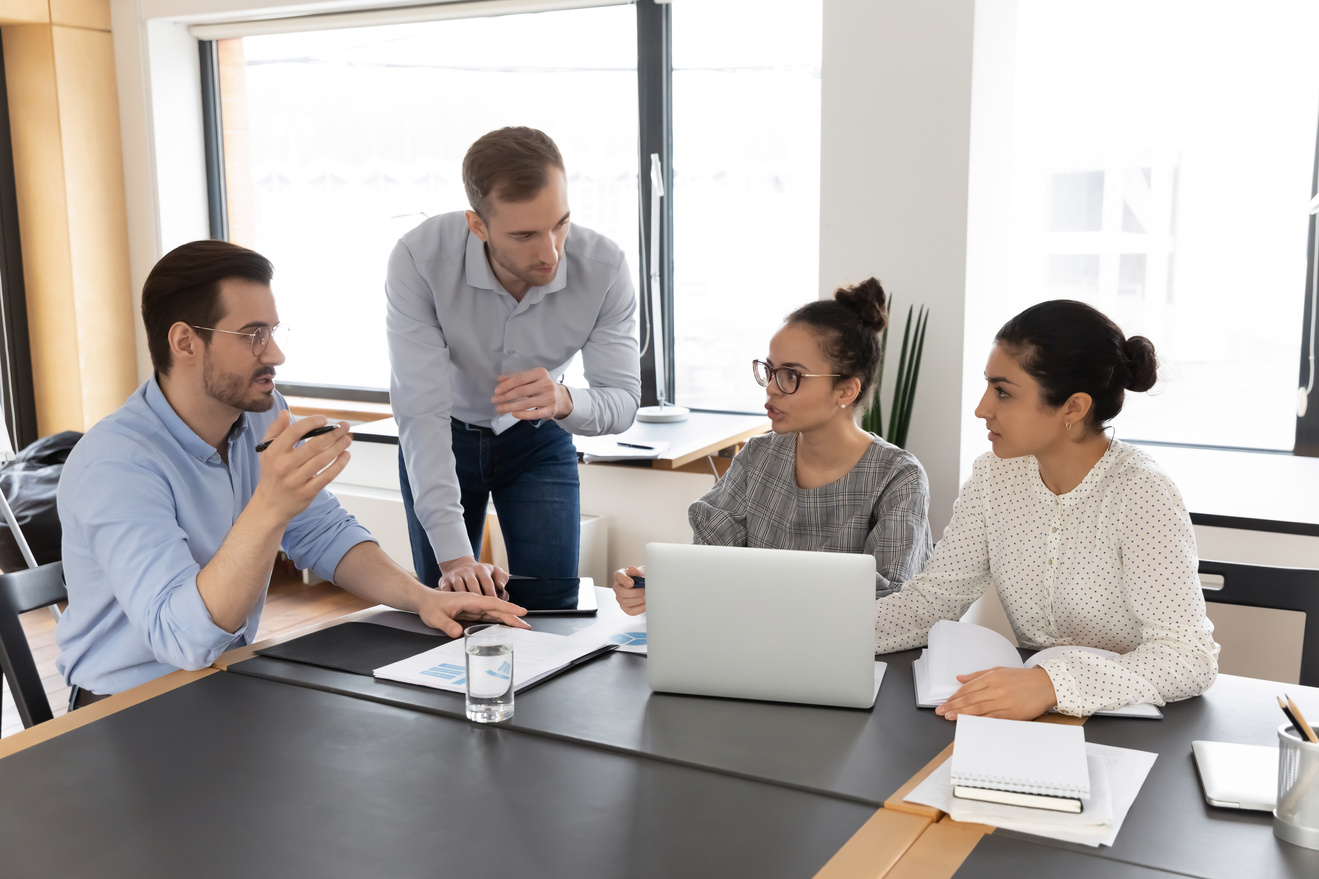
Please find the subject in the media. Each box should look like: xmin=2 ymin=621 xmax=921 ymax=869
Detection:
xmin=465 ymin=624 xmax=514 ymax=723
xmin=1275 ymin=723 xmax=1319 ymax=849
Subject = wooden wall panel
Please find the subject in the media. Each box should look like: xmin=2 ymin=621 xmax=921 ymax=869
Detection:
xmin=53 ymin=24 xmax=135 ymax=424
xmin=0 ymin=0 xmax=48 ymax=26
xmin=49 ymin=0 xmax=111 ymax=32
xmin=2 ymin=18 xmax=135 ymax=435
xmin=2 ymin=24 xmax=80 ymax=434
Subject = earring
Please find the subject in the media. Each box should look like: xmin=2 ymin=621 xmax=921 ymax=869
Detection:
xmin=1065 ymin=422 xmax=1073 ymax=431
xmin=840 ymin=403 xmax=846 ymax=409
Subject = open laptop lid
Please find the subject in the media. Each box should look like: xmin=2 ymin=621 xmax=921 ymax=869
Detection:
xmin=644 ymin=543 xmax=879 ymax=709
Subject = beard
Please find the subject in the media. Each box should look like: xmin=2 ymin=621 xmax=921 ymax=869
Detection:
xmin=486 ymin=240 xmax=558 ymax=289
xmin=203 ymin=352 xmax=276 ymax=413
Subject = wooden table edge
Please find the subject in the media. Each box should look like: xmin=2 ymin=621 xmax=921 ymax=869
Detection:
xmin=0 ymin=667 xmax=218 ymax=759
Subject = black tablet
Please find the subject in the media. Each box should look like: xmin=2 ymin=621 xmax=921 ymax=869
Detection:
xmin=502 ymin=577 xmax=598 ymax=615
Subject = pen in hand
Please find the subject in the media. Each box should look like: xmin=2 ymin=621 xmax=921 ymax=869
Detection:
xmin=255 ymin=423 xmax=340 ymax=453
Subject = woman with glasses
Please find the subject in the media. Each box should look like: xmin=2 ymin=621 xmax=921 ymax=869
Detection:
xmin=611 ymin=278 xmax=934 ymax=615
xmin=874 ymin=300 xmax=1218 ymax=720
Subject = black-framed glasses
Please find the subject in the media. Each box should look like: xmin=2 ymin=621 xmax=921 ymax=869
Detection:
xmin=191 ymin=324 xmax=290 ymax=356
xmin=752 ymin=359 xmax=840 ymax=395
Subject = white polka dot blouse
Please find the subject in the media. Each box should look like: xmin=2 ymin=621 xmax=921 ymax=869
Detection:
xmin=875 ymin=439 xmax=1220 ymax=716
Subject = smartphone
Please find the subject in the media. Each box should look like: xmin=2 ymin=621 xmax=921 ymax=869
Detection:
xmin=501 ymin=577 xmax=599 ymax=615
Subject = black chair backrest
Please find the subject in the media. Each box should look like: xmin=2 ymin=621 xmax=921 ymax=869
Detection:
xmin=0 ymin=561 xmax=66 ymax=728
xmin=1198 ymin=559 xmax=1319 ymax=687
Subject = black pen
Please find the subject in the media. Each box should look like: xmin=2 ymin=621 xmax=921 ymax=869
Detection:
xmin=255 ymin=423 xmax=340 ymax=453
xmin=617 ymin=441 xmax=655 ymax=450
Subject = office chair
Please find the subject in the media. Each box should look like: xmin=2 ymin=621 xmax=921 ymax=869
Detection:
xmin=0 ymin=561 xmax=66 ymax=729
xmin=1198 ymin=559 xmax=1319 ymax=687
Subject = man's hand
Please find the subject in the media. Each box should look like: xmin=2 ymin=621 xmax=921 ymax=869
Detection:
xmin=439 ymin=554 xmax=510 ymax=596
xmin=416 ymin=589 xmax=531 ymax=637
xmin=250 ymin=413 xmax=352 ymax=525
xmin=492 ymin=368 xmax=573 ymax=421
xmin=611 ymin=565 xmax=647 ymax=616
xmin=935 ymin=666 xmax=1058 ymax=721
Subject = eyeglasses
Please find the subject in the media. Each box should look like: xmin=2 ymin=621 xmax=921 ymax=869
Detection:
xmin=752 ymin=359 xmax=840 ymax=395
xmin=191 ymin=324 xmax=290 ymax=356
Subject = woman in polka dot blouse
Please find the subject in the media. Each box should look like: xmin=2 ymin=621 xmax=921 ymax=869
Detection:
xmin=875 ymin=300 xmax=1219 ymax=719
xmin=612 ymin=279 xmax=934 ymax=616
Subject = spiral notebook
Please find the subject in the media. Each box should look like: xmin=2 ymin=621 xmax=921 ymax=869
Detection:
xmin=950 ymin=715 xmax=1091 ymax=813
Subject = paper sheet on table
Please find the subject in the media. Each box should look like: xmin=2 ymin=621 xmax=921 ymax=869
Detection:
xmin=905 ymin=742 xmax=1157 ymax=847
xmin=574 ymin=435 xmax=670 ymax=462
xmin=570 ymin=612 xmax=648 ymax=654
xmin=373 ymin=626 xmax=614 ymax=693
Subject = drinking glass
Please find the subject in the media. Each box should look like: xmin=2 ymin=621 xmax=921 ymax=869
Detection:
xmin=465 ymin=624 xmax=514 ymax=723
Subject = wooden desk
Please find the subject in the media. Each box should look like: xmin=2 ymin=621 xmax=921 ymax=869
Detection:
xmin=350 ymin=411 xmax=771 ymax=471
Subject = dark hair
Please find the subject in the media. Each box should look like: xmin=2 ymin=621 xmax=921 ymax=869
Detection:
xmin=785 ymin=277 xmax=889 ymax=408
xmin=141 ymin=240 xmax=273 ymax=375
xmin=994 ymin=299 xmax=1158 ymax=432
xmin=462 ymin=127 xmax=565 ymax=220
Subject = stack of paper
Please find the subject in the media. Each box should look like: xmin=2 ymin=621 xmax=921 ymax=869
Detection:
xmin=374 ymin=626 xmax=614 ymax=693
xmin=572 ymin=435 xmax=670 ymax=463
xmin=905 ymin=733 xmax=1158 ymax=847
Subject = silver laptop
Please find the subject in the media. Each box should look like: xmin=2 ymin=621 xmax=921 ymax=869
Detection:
xmin=645 ymin=543 xmax=881 ymax=709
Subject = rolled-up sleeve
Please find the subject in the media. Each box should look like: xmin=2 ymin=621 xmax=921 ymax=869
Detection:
xmin=556 ymin=255 xmax=641 ymax=437
xmin=281 ymin=489 xmax=374 ymax=583
xmin=386 ymin=240 xmax=473 ymax=564
xmin=74 ymin=459 xmax=241 ymax=671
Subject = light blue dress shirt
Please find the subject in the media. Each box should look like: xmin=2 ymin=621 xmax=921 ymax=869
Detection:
xmin=55 ymin=379 xmax=373 ymax=694
xmin=386 ymin=211 xmax=641 ymax=563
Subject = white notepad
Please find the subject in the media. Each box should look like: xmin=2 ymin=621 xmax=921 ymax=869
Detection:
xmin=912 ymin=620 xmax=1162 ymax=718
xmin=950 ymin=715 xmax=1091 ymax=811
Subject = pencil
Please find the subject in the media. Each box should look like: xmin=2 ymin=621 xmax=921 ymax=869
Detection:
xmin=1279 ymin=696 xmax=1304 ymax=735
xmin=1284 ymin=694 xmax=1319 ymax=744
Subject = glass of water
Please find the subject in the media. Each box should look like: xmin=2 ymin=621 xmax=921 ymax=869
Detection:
xmin=464 ymin=624 xmax=514 ymax=723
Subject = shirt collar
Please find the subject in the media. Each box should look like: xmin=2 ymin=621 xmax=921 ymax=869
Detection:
xmin=144 ymin=376 xmax=241 ymax=464
xmin=1029 ymin=436 xmax=1124 ymax=502
xmin=462 ymin=226 xmax=570 ymax=302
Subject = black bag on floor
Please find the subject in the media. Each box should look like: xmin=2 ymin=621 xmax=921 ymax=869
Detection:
xmin=0 ymin=431 xmax=81 ymax=570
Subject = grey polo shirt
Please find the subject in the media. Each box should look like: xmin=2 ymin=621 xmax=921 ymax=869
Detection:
xmin=386 ymin=211 xmax=641 ymax=563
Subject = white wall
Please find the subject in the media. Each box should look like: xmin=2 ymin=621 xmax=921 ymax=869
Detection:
xmin=819 ymin=0 xmax=976 ymax=535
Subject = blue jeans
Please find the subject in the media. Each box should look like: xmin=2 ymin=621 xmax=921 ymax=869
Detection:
xmin=399 ymin=418 xmax=580 ymax=586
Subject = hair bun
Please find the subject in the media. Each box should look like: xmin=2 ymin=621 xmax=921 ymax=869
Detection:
xmin=1124 ymin=335 xmax=1158 ymax=393
xmin=834 ymin=277 xmax=889 ymax=333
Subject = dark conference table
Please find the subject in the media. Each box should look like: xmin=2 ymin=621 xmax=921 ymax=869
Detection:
xmin=1 ymin=607 xmax=1317 ymax=878
xmin=223 ymin=612 xmax=1319 ymax=879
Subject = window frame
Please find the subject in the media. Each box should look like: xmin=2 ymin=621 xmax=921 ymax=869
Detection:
xmin=198 ymin=0 xmax=674 ymax=409
xmin=0 ymin=40 xmax=37 ymax=451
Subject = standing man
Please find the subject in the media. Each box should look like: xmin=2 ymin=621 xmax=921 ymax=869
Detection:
xmin=56 ymin=240 xmax=526 ymax=702
xmin=388 ymin=127 xmax=640 ymax=594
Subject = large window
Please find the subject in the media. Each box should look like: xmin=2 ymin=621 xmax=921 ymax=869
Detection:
xmin=214 ymin=4 xmax=640 ymax=393
xmin=966 ymin=0 xmax=1319 ymax=450
xmin=670 ymin=0 xmax=822 ymax=412
xmin=207 ymin=0 xmax=824 ymax=412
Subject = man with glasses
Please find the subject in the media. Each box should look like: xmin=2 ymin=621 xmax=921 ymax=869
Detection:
xmin=389 ymin=127 xmax=641 ymax=595
xmin=55 ymin=240 xmax=527 ymax=702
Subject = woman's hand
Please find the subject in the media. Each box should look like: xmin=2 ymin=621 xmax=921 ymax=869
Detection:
xmin=935 ymin=666 xmax=1058 ymax=721
xmin=611 ymin=565 xmax=647 ymax=616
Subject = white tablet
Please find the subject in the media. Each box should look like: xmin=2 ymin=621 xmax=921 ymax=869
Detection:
xmin=1191 ymin=740 xmax=1278 ymax=811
